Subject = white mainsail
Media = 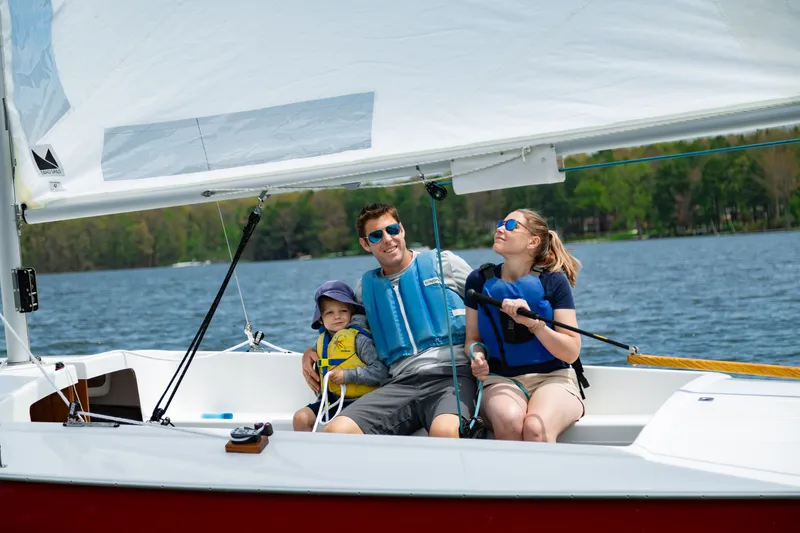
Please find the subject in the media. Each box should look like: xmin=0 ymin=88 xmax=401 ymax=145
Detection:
xmin=1 ymin=0 xmax=799 ymax=223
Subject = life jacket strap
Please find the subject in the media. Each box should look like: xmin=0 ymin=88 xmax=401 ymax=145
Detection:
xmin=348 ymin=325 xmax=372 ymax=339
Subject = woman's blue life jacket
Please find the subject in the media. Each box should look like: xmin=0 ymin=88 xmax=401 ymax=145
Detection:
xmin=361 ymin=250 xmax=466 ymax=367
xmin=475 ymin=263 xmax=589 ymax=398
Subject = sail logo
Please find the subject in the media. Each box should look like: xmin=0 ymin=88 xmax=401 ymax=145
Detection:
xmin=31 ymin=145 xmax=63 ymax=176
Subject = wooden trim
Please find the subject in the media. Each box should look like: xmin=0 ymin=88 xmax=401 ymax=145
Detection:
xmin=225 ymin=436 xmax=269 ymax=454
xmin=29 ymin=379 xmax=91 ymax=423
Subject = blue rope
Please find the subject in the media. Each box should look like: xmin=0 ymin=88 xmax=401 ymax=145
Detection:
xmin=561 ymin=137 xmax=800 ymax=173
xmin=467 ymin=342 xmax=529 ymax=431
xmin=468 ymin=342 xmax=488 ymax=429
xmin=435 ymin=137 xmax=800 ymax=183
xmin=429 ymin=195 xmax=464 ymax=432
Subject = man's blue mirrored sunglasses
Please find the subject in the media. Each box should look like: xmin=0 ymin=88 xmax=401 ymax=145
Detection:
xmin=367 ymin=223 xmax=401 ymax=244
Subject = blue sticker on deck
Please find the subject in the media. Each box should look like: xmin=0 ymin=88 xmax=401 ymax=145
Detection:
xmin=9 ymin=0 xmax=71 ymax=145
xmin=101 ymin=92 xmax=374 ymax=181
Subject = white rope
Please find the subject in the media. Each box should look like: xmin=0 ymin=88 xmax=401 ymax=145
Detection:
xmin=207 ymin=175 xmax=447 ymax=196
xmin=216 ymin=201 xmax=251 ymax=328
xmin=205 ymin=173 xmax=447 ymax=198
xmin=75 ymin=410 xmax=228 ymax=440
xmin=205 ymin=149 xmax=528 ymax=196
xmin=311 ymin=374 xmax=346 ymax=433
xmin=118 ymin=340 xmax=253 ymax=361
xmin=69 ymin=379 xmax=85 ymax=414
xmin=0 ymin=311 xmax=79 ymax=418
xmin=117 ymin=338 xmax=295 ymax=361
xmin=254 ymin=338 xmax=293 ymax=353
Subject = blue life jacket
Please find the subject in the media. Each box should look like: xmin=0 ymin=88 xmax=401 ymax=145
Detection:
xmin=476 ymin=263 xmax=589 ymax=398
xmin=361 ymin=250 xmax=466 ymax=366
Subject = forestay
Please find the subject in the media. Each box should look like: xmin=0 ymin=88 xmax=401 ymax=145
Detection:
xmin=2 ymin=0 xmax=799 ymax=223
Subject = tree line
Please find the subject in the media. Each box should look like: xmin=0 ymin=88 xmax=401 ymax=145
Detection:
xmin=20 ymin=127 xmax=800 ymax=273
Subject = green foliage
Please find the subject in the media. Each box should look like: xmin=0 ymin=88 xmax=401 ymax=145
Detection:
xmin=20 ymin=128 xmax=800 ymax=273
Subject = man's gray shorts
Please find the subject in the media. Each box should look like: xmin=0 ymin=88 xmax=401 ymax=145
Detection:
xmin=339 ymin=371 xmax=477 ymax=435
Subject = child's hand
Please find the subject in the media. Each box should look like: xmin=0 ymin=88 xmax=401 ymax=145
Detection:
xmin=329 ymin=368 xmax=345 ymax=385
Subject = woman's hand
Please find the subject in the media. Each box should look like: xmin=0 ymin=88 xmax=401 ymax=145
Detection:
xmin=471 ymin=351 xmax=489 ymax=381
xmin=501 ymin=298 xmax=541 ymax=330
xmin=329 ymin=368 xmax=345 ymax=385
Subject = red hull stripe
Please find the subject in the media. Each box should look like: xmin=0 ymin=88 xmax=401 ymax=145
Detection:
xmin=0 ymin=481 xmax=798 ymax=533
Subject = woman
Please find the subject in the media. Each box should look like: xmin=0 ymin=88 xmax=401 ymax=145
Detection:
xmin=464 ymin=208 xmax=584 ymax=442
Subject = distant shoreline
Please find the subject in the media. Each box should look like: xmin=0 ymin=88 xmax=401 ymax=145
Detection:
xmin=20 ymin=227 xmax=799 ymax=277
xmin=565 ymin=226 xmax=800 ymax=245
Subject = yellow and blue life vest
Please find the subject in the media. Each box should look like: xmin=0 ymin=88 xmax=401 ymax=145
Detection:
xmin=316 ymin=325 xmax=377 ymax=398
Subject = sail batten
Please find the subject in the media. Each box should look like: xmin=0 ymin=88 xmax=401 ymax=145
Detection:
xmin=2 ymin=0 xmax=799 ymax=223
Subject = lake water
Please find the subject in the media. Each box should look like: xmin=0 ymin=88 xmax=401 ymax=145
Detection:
xmin=2 ymin=232 xmax=799 ymax=369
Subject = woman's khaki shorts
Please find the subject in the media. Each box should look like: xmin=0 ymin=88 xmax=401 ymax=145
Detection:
xmin=483 ymin=368 xmax=584 ymax=416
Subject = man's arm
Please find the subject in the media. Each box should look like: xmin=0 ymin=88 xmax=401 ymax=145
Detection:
xmin=441 ymin=250 xmax=473 ymax=297
xmin=301 ymin=346 xmax=320 ymax=393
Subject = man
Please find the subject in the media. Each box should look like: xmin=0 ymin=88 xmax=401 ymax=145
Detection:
xmin=301 ymin=202 xmax=476 ymax=438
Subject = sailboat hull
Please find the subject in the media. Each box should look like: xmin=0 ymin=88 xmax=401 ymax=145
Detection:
xmin=1 ymin=480 xmax=798 ymax=533
xmin=1 ymin=350 xmax=799 ymax=533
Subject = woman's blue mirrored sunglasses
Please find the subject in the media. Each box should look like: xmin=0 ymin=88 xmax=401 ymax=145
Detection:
xmin=496 ymin=219 xmax=521 ymax=231
xmin=367 ymin=223 xmax=401 ymax=244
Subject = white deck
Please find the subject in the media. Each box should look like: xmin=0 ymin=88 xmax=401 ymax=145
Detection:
xmin=0 ymin=349 xmax=799 ymax=495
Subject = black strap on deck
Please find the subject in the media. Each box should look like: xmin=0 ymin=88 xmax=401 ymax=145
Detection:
xmin=149 ymin=192 xmax=269 ymax=424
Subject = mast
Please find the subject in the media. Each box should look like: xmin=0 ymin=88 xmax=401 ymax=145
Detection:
xmin=0 ymin=12 xmax=30 ymax=365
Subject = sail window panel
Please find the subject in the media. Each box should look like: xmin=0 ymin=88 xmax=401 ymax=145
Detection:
xmin=100 ymin=92 xmax=374 ymax=182
xmin=8 ymin=0 xmax=70 ymax=145
xmin=101 ymin=119 xmax=209 ymax=182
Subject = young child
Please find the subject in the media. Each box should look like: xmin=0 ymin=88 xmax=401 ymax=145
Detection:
xmin=292 ymin=280 xmax=388 ymax=431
